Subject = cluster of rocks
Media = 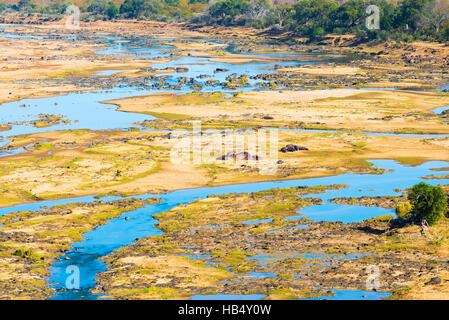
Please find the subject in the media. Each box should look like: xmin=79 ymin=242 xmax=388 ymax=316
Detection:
xmin=252 ymin=60 xmax=446 ymax=89
xmin=401 ymin=52 xmax=449 ymax=67
xmin=329 ymin=195 xmax=408 ymax=210
xmin=280 ymin=144 xmax=308 ymax=153
xmin=217 ymin=151 xmax=261 ymax=161
xmin=175 ymin=67 xmax=189 ymax=73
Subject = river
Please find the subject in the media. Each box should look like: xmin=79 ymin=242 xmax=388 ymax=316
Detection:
xmin=1 ymin=25 xmax=449 ymax=300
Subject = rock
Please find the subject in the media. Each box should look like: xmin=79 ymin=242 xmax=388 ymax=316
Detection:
xmin=425 ymin=277 xmax=441 ymax=285
xmin=280 ymin=144 xmax=308 ymax=153
xmin=175 ymin=67 xmax=189 ymax=73
xmin=216 ymin=151 xmax=261 ymax=161
xmin=214 ymin=68 xmax=229 ymax=73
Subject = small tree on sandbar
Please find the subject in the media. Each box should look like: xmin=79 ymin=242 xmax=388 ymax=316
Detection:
xmin=408 ymin=182 xmax=447 ymax=226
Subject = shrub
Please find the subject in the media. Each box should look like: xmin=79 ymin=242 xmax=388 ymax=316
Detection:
xmin=13 ymin=248 xmax=33 ymax=258
xmin=88 ymin=0 xmax=109 ymax=14
xmin=106 ymin=3 xmax=119 ymax=19
xmin=395 ymin=201 xmax=412 ymax=218
xmin=408 ymin=182 xmax=447 ymax=225
xmin=208 ymin=0 xmax=250 ymax=25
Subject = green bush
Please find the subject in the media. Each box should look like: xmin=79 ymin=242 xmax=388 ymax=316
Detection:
xmin=13 ymin=248 xmax=33 ymax=259
xmin=106 ymin=3 xmax=119 ymax=19
xmin=408 ymin=182 xmax=447 ymax=225
xmin=209 ymin=0 xmax=250 ymax=25
xmin=395 ymin=201 xmax=412 ymax=218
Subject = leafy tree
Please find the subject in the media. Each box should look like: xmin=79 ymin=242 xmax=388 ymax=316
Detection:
xmin=373 ymin=0 xmax=396 ymax=31
xmin=292 ymin=0 xmax=339 ymax=35
xmin=164 ymin=0 xmax=180 ymax=5
xmin=120 ymin=0 xmax=163 ymax=18
xmin=106 ymin=2 xmax=119 ymax=19
xmin=88 ymin=0 xmax=110 ymax=14
xmin=408 ymin=182 xmax=447 ymax=225
xmin=418 ymin=0 xmax=449 ymax=33
xmin=18 ymin=0 xmax=31 ymax=9
xmin=395 ymin=201 xmax=412 ymax=218
xmin=0 ymin=3 xmax=7 ymax=12
xmin=442 ymin=19 xmax=449 ymax=40
xmin=246 ymin=0 xmax=271 ymax=21
xmin=334 ymin=0 xmax=365 ymax=31
xmin=395 ymin=0 xmax=430 ymax=30
xmin=268 ymin=4 xmax=294 ymax=29
xmin=47 ymin=0 xmax=73 ymax=14
xmin=120 ymin=0 xmax=147 ymax=18
xmin=209 ymin=0 xmax=250 ymax=25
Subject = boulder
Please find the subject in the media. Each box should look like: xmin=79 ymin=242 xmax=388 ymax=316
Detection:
xmin=216 ymin=151 xmax=261 ymax=161
xmin=425 ymin=277 xmax=441 ymax=285
xmin=214 ymin=68 xmax=229 ymax=73
xmin=280 ymin=144 xmax=308 ymax=153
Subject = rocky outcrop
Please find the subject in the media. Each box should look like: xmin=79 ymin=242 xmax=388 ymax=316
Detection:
xmin=280 ymin=144 xmax=308 ymax=153
xmin=216 ymin=151 xmax=261 ymax=161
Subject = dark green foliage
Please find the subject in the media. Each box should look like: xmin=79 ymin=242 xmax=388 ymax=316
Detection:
xmin=394 ymin=0 xmax=430 ymax=30
xmin=209 ymin=0 xmax=250 ymax=25
xmin=5 ymin=0 xmax=449 ymax=41
xmin=120 ymin=0 xmax=147 ymax=18
xmin=18 ymin=0 xmax=31 ymax=9
xmin=106 ymin=3 xmax=119 ymax=19
xmin=13 ymin=248 xmax=33 ymax=259
xmin=293 ymin=0 xmax=339 ymax=35
xmin=43 ymin=1 xmax=72 ymax=15
xmin=119 ymin=0 xmax=184 ymax=20
xmin=88 ymin=0 xmax=109 ymax=14
xmin=408 ymin=182 xmax=447 ymax=225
